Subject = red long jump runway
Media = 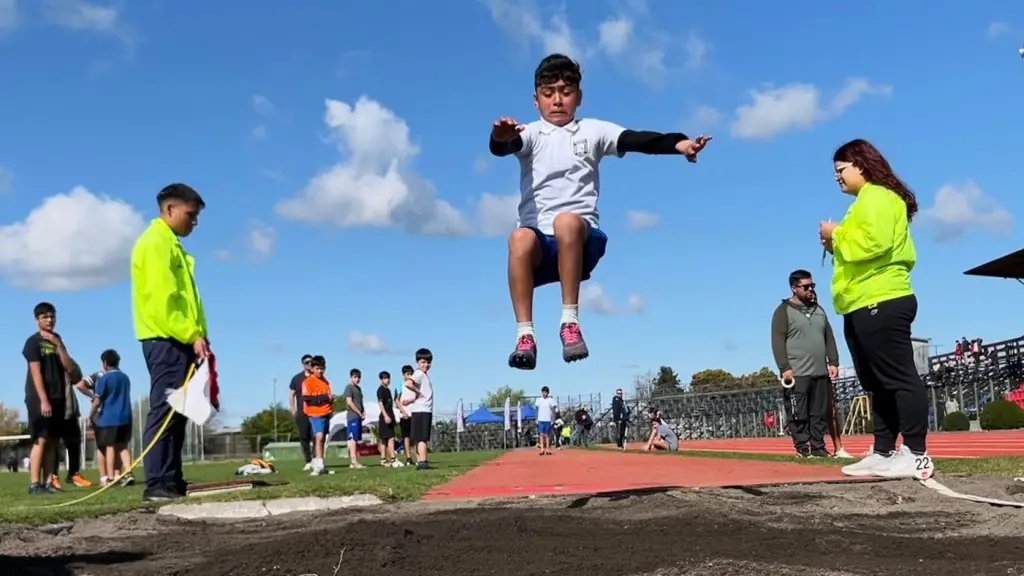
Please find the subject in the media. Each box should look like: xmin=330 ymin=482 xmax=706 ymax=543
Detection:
xmin=424 ymin=448 xmax=871 ymax=501
xmin=674 ymin=430 xmax=1024 ymax=458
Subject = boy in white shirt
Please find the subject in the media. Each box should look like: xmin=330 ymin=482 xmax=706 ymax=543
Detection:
xmin=490 ymin=53 xmax=711 ymax=370
xmin=402 ymin=348 xmax=434 ymax=470
xmin=534 ymin=386 xmax=558 ymax=455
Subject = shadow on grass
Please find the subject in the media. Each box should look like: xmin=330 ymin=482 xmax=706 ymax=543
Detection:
xmin=1 ymin=550 xmax=148 ymax=575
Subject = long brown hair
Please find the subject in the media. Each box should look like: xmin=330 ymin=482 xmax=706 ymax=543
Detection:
xmin=833 ymin=139 xmax=918 ymax=221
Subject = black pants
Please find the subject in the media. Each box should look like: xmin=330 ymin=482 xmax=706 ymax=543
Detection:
xmin=615 ymin=421 xmax=627 ymax=448
xmin=787 ymin=376 xmax=830 ymax=452
xmin=844 ymin=295 xmax=928 ymax=454
xmin=294 ymin=412 xmax=312 ymax=463
xmin=141 ymin=338 xmax=196 ymax=493
xmin=54 ymin=421 xmax=82 ymax=477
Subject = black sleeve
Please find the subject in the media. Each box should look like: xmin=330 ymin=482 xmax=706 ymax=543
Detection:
xmin=616 ymin=130 xmax=689 ymax=155
xmin=489 ymin=135 xmax=524 ymax=157
xmin=289 ymin=374 xmax=303 ymax=393
xmin=824 ymin=315 xmax=840 ymax=367
xmin=377 ymin=387 xmax=388 ymax=403
xmin=22 ymin=336 xmax=40 ymax=363
xmin=771 ymin=304 xmax=791 ymax=372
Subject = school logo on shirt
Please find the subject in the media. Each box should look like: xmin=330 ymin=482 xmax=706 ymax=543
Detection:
xmin=572 ymin=138 xmax=590 ymax=157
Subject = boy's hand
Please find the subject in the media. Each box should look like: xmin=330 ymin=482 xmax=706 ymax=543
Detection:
xmin=676 ymin=135 xmax=712 ymax=163
xmin=491 ymin=117 xmax=524 ymax=142
xmin=40 ymin=398 xmax=52 ymax=418
xmin=40 ymin=331 xmax=63 ymax=346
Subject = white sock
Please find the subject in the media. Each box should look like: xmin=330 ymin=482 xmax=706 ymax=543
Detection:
xmin=560 ymin=305 xmax=579 ymax=324
xmin=516 ymin=322 xmax=535 ymax=337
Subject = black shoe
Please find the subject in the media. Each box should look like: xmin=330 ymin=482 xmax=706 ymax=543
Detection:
xmin=508 ymin=335 xmax=537 ymax=370
xmin=143 ymin=487 xmax=182 ymax=502
xmin=28 ymin=483 xmax=52 ymax=495
xmin=796 ymin=449 xmax=812 ymax=458
xmin=416 ymin=461 xmax=430 ymax=470
xmin=810 ymin=449 xmax=830 ymax=458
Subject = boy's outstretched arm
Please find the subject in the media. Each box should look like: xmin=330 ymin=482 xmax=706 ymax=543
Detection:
xmin=616 ymin=130 xmax=712 ymax=162
xmin=489 ymin=116 xmax=526 ymax=157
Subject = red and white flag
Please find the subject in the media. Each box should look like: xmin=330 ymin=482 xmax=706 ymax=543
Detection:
xmin=167 ymin=355 xmax=220 ymax=426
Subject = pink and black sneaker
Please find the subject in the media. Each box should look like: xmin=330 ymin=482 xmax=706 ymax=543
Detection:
xmin=508 ymin=334 xmax=538 ymax=370
xmin=560 ymin=323 xmax=589 ymax=363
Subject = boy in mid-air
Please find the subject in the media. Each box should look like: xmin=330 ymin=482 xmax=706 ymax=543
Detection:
xmin=490 ymin=54 xmax=712 ymax=370
xmin=23 ymin=302 xmax=78 ymax=494
xmin=301 ymin=356 xmax=333 ymax=475
xmin=401 ymin=349 xmax=434 ymax=470
xmin=90 ymin=350 xmax=133 ymax=486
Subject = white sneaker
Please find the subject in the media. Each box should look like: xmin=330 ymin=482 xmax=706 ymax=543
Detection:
xmin=391 ymin=460 xmax=405 ymax=468
xmin=840 ymin=451 xmax=897 ymax=477
xmin=874 ymin=446 xmax=935 ymax=480
xmin=834 ymin=448 xmax=854 ymax=459
xmin=302 ymin=462 xmax=312 ymax=471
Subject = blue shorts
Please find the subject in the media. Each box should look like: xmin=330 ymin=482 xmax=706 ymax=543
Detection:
xmin=346 ymin=418 xmax=363 ymax=442
xmin=527 ymin=226 xmax=608 ymax=288
xmin=309 ymin=415 xmax=330 ymax=436
xmin=537 ymin=421 xmax=553 ymax=434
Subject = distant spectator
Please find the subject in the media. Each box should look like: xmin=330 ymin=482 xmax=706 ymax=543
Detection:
xmin=645 ymin=418 xmax=679 ymax=452
xmin=611 ymin=388 xmax=629 ymax=450
xmin=573 ymin=406 xmax=592 ymax=446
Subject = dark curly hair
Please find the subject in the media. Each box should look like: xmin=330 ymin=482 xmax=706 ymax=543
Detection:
xmin=833 ymin=139 xmax=918 ymax=222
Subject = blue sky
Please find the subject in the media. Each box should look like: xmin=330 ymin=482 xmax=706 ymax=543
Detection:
xmin=1 ymin=0 xmax=1022 ymax=426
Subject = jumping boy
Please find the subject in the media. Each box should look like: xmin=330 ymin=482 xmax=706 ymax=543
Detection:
xmin=376 ymin=371 xmax=398 ymax=467
xmin=90 ymin=350 xmax=133 ymax=486
xmin=397 ymin=365 xmax=415 ymax=466
xmin=301 ymin=356 xmax=333 ymax=475
xmin=23 ymin=302 xmax=77 ymax=494
xmin=344 ymin=369 xmax=365 ymax=469
xmin=402 ymin=349 xmax=434 ymax=470
xmin=490 ymin=54 xmax=712 ymax=370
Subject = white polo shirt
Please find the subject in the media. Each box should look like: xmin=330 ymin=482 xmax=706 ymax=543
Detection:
xmin=409 ymin=369 xmax=433 ymax=414
xmin=514 ymin=118 xmax=625 ymax=235
xmin=535 ymin=396 xmax=558 ymax=423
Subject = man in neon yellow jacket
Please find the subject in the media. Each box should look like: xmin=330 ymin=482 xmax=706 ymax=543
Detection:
xmin=131 ymin=183 xmax=211 ymax=501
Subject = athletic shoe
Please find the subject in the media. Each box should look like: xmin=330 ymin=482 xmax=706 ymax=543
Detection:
xmin=405 ymin=458 xmax=415 ymax=466
xmin=391 ymin=460 xmax=405 ymax=468
xmin=143 ymin=487 xmax=180 ymax=501
xmin=118 ymin=473 xmax=136 ymax=487
xmin=840 ymin=451 xmax=897 ymax=477
xmin=559 ymin=323 xmax=589 ymax=363
xmin=69 ymin=473 xmax=93 ymax=488
xmin=28 ymin=483 xmax=51 ymax=495
xmin=810 ymin=449 xmax=830 ymax=458
xmin=302 ymin=462 xmax=312 ymax=471
xmin=416 ymin=461 xmax=430 ymax=470
xmin=49 ymin=475 xmax=64 ymax=490
xmin=834 ymin=448 xmax=854 ymax=459
xmin=349 ymin=462 xmax=365 ymax=469
xmin=873 ymin=446 xmax=935 ymax=480
xmin=508 ymin=334 xmax=538 ymax=370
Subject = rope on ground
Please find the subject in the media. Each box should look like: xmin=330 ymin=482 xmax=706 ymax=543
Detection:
xmin=35 ymin=363 xmax=198 ymax=510
xmin=919 ymin=478 xmax=1024 ymax=508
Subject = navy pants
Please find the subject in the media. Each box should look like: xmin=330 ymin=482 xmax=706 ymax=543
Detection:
xmin=141 ymin=338 xmax=196 ymax=492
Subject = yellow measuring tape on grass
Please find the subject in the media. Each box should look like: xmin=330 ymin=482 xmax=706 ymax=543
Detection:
xmin=39 ymin=363 xmax=198 ymax=509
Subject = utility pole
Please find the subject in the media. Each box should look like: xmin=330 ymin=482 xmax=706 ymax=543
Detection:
xmin=272 ymin=377 xmax=278 ymax=442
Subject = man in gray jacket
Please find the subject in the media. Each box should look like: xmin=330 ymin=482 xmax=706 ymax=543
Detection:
xmin=771 ymin=270 xmax=842 ymax=457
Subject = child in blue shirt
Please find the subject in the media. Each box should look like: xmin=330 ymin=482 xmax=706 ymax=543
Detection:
xmin=90 ymin=349 xmax=133 ymax=486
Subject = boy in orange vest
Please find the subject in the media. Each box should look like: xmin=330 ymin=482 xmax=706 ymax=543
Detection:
xmin=301 ymin=356 xmax=333 ymax=475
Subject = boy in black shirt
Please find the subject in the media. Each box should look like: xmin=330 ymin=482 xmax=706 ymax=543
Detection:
xmin=23 ymin=302 xmax=77 ymax=494
xmin=376 ymin=371 xmax=399 ymax=467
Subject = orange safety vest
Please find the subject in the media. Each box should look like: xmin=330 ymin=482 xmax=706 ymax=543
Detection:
xmin=302 ymin=375 xmax=333 ymax=418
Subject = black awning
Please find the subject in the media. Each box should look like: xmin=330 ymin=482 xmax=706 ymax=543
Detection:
xmin=964 ymin=248 xmax=1024 ymax=279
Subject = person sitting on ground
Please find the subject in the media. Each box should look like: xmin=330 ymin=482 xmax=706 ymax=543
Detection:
xmin=645 ymin=418 xmax=679 ymax=452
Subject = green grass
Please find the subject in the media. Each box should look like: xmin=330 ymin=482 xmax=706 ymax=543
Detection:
xmin=672 ymin=449 xmax=1024 ymax=477
xmin=0 ymin=450 xmax=502 ymax=525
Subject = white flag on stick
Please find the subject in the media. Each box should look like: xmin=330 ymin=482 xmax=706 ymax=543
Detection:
xmin=456 ymin=398 xmax=465 ymax=433
xmin=166 ymin=358 xmax=219 ymax=427
xmin=516 ymin=400 xmax=522 ymax=432
xmin=503 ymin=397 xmax=511 ymax=431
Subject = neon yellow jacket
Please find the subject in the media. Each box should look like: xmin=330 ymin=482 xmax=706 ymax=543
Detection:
xmin=831 ymin=183 xmax=916 ymax=315
xmin=131 ymin=218 xmax=208 ymax=343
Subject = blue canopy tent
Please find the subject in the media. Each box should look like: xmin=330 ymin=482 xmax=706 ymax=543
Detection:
xmin=517 ymin=403 xmax=537 ymax=421
xmin=464 ymin=405 xmax=503 ymax=424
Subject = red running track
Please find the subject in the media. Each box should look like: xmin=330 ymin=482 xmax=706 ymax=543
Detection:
xmin=674 ymin=430 xmax=1024 ymax=458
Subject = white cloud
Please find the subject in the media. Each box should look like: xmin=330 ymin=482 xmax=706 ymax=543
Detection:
xmin=0 ymin=186 xmax=145 ymax=291
xmin=473 ymin=155 xmax=490 ymax=174
xmin=626 ymin=210 xmax=659 ymax=230
xmin=251 ymin=125 xmax=266 ymax=140
xmin=580 ymin=283 xmax=644 ymax=315
xmin=731 ymin=78 xmax=892 ymax=140
xmin=212 ymin=249 xmax=233 ymax=261
xmin=598 ymin=17 xmax=632 ymax=56
xmin=0 ymin=0 xmax=19 ymax=33
xmin=987 ymin=21 xmax=1010 ymax=38
xmin=247 ymin=223 xmax=276 ymax=258
xmin=43 ymin=0 xmax=136 ymax=47
xmin=684 ymin=32 xmax=709 ymax=70
xmin=918 ymin=182 xmax=1012 ymax=242
xmin=0 ymin=166 xmax=12 ymax=194
xmin=275 ymin=96 xmax=471 ymax=236
xmin=252 ymin=95 xmax=276 ymax=118
xmin=688 ymin=105 xmax=723 ymax=131
xmin=346 ymin=330 xmax=393 ymax=355
xmin=484 ymin=0 xmax=581 ymax=59
xmin=477 ymin=192 xmax=519 ymax=237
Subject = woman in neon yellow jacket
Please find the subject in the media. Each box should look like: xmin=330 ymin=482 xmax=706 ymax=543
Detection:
xmin=819 ymin=139 xmax=933 ymax=481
